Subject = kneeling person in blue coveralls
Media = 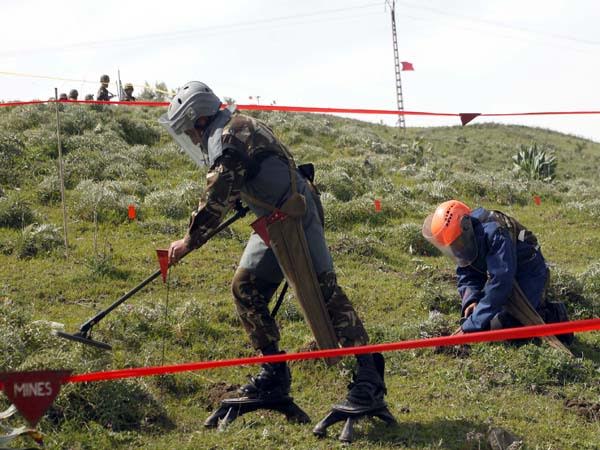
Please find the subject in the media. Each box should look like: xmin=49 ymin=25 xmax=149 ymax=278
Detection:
xmin=158 ymin=82 xmax=388 ymax=425
xmin=422 ymin=200 xmax=572 ymax=343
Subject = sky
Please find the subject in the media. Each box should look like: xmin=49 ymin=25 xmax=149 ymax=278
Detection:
xmin=1 ymin=0 xmax=599 ymax=141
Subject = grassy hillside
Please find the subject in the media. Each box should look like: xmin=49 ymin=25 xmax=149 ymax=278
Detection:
xmin=1 ymin=104 xmax=599 ymax=449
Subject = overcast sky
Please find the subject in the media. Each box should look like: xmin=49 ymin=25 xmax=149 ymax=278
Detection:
xmin=2 ymin=0 xmax=599 ymax=141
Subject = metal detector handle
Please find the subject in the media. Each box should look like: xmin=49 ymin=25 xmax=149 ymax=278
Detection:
xmin=78 ymin=203 xmax=250 ymax=334
xmin=78 ymin=269 xmax=163 ymax=333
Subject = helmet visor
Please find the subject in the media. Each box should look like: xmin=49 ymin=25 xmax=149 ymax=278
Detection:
xmin=159 ymin=113 xmax=207 ymax=168
xmin=422 ymin=214 xmax=477 ymax=267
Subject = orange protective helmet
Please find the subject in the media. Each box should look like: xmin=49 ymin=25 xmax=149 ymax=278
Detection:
xmin=422 ymin=200 xmax=477 ymax=266
xmin=429 ymin=200 xmax=471 ymax=245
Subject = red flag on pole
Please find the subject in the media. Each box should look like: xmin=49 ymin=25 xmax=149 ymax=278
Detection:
xmin=0 ymin=370 xmax=72 ymax=427
xmin=400 ymin=61 xmax=414 ymax=71
xmin=156 ymin=249 xmax=169 ymax=283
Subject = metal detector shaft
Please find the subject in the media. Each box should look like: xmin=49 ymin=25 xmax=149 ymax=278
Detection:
xmin=72 ymin=204 xmax=250 ymax=337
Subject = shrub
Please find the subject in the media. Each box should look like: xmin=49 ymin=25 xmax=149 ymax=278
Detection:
xmin=0 ymin=132 xmax=24 ymax=185
xmin=4 ymin=105 xmax=49 ymax=132
xmin=59 ymin=106 xmax=97 ymax=135
xmin=330 ymin=234 xmax=382 ymax=258
xmin=418 ymin=310 xmax=454 ymax=338
xmin=17 ymin=223 xmax=64 ymax=258
xmin=143 ymin=181 xmax=203 ymax=220
xmin=579 ymin=263 xmax=600 ymax=315
xmin=128 ymin=144 xmax=167 ymax=169
xmin=546 ymin=267 xmax=595 ymax=319
xmin=71 ymin=180 xmax=135 ymax=223
xmin=37 ymin=174 xmax=62 ymax=203
xmin=116 ymin=116 xmax=161 ymax=146
xmin=396 ymin=223 xmax=440 ymax=256
xmin=317 ymin=167 xmax=367 ymax=201
xmin=83 ymin=250 xmax=129 ymax=280
xmin=22 ymin=127 xmax=59 ymax=159
xmin=412 ymin=180 xmax=457 ymax=203
xmin=102 ymin=153 xmax=147 ymax=181
xmin=512 ymin=143 xmax=557 ymax=181
xmin=566 ymin=199 xmax=600 ymax=220
xmin=323 ymin=195 xmax=393 ymax=230
xmin=0 ymin=191 xmax=36 ymax=228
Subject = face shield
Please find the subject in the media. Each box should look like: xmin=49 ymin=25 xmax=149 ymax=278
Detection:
xmin=422 ymin=214 xmax=478 ymax=267
xmin=158 ymin=113 xmax=207 ymax=168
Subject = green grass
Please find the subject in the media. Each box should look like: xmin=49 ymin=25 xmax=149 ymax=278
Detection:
xmin=1 ymin=104 xmax=599 ymax=449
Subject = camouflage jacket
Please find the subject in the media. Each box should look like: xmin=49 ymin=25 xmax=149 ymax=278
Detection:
xmin=96 ymin=87 xmax=113 ymax=101
xmin=183 ymin=113 xmax=292 ymax=249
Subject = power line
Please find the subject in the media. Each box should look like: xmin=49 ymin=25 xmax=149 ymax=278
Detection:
xmin=0 ymin=2 xmax=384 ymax=58
xmin=395 ymin=1 xmax=600 ymax=48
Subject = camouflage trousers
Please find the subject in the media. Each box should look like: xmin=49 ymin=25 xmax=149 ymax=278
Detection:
xmin=232 ymin=268 xmax=369 ymax=351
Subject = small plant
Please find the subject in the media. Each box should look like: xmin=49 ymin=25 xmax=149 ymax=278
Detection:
xmin=396 ymin=223 xmax=440 ymax=256
xmin=83 ymin=248 xmax=128 ymax=280
xmin=0 ymin=132 xmax=24 ymax=185
xmin=401 ymin=136 xmax=432 ymax=167
xmin=17 ymin=223 xmax=64 ymax=258
xmin=512 ymin=143 xmax=557 ymax=181
xmin=143 ymin=181 xmax=203 ymax=220
xmin=0 ymin=191 xmax=35 ymax=228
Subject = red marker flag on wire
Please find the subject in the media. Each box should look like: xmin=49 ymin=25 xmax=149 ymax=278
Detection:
xmin=460 ymin=113 xmax=481 ymax=126
xmin=374 ymin=199 xmax=382 ymax=212
xmin=0 ymin=370 xmax=71 ymax=427
xmin=401 ymin=61 xmax=414 ymax=71
xmin=534 ymin=195 xmax=541 ymax=206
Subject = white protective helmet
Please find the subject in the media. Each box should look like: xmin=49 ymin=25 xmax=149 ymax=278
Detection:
xmin=158 ymin=81 xmax=222 ymax=166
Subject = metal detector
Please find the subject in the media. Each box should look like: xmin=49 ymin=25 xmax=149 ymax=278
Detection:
xmin=56 ymin=203 xmax=251 ymax=350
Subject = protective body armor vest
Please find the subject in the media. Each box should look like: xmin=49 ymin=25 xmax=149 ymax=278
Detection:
xmin=480 ymin=210 xmax=540 ymax=252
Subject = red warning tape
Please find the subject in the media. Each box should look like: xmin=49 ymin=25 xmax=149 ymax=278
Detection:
xmin=59 ymin=318 xmax=599 ymax=384
xmin=2 ymin=99 xmax=600 ymax=121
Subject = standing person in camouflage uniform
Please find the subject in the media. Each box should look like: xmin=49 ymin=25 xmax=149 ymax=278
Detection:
xmin=159 ymin=81 xmax=387 ymax=418
xmin=96 ymin=74 xmax=114 ymax=101
xmin=122 ymin=83 xmax=136 ymax=101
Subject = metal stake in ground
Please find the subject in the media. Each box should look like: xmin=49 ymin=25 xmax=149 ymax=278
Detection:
xmin=54 ymin=88 xmax=69 ymax=257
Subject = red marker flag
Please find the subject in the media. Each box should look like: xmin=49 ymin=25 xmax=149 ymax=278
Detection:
xmin=400 ymin=61 xmax=414 ymax=71
xmin=0 ymin=370 xmax=71 ymax=427
xmin=128 ymin=204 xmax=136 ymax=220
xmin=374 ymin=199 xmax=382 ymax=212
xmin=156 ymin=249 xmax=169 ymax=283
xmin=534 ymin=195 xmax=541 ymax=205
xmin=459 ymin=113 xmax=481 ymax=126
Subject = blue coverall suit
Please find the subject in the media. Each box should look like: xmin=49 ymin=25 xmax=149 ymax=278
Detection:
xmin=458 ymin=208 xmax=548 ymax=332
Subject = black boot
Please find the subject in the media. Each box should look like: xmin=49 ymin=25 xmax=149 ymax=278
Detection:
xmin=339 ymin=353 xmax=386 ymax=409
xmin=313 ymin=353 xmax=396 ymax=441
xmin=238 ymin=353 xmax=291 ymax=401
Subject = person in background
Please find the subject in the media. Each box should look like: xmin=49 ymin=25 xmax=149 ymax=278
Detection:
xmin=96 ymin=74 xmax=114 ymax=101
xmin=122 ymin=83 xmax=136 ymax=101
